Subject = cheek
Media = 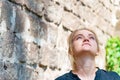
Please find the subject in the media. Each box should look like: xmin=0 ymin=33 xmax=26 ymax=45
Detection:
xmin=72 ymin=42 xmax=82 ymax=52
xmin=92 ymin=42 xmax=98 ymax=51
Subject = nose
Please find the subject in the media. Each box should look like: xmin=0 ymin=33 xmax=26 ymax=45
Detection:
xmin=83 ymin=38 xmax=89 ymax=42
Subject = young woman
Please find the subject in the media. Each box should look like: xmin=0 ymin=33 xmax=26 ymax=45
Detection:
xmin=55 ymin=28 xmax=120 ymax=80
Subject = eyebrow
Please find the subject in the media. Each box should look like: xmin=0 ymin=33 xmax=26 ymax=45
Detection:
xmin=72 ymin=33 xmax=95 ymax=40
xmin=88 ymin=34 xmax=95 ymax=36
xmin=72 ymin=34 xmax=82 ymax=41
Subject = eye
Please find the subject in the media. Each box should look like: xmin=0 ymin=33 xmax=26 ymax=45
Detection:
xmin=76 ymin=36 xmax=83 ymax=40
xmin=89 ymin=36 xmax=95 ymax=40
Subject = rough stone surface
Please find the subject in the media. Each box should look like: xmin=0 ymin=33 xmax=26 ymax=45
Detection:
xmin=0 ymin=0 xmax=120 ymax=80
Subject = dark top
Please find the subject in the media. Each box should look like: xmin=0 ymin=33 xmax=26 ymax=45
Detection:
xmin=55 ymin=68 xmax=120 ymax=80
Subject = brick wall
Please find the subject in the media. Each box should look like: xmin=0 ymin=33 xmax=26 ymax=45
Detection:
xmin=0 ymin=0 xmax=120 ymax=80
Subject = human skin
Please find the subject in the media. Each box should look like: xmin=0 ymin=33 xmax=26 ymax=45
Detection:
xmin=69 ymin=29 xmax=99 ymax=80
xmin=71 ymin=30 xmax=98 ymax=57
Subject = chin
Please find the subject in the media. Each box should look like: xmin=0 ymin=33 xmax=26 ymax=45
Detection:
xmin=81 ymin=50 xmax=91 ymax=53
xmin=82 ymin=48 xmax=91 ymax=51
xmin=79 ymin=49 xmax=94 ymax=54
xmin=74 ymin=50 xmax=96 ymax=57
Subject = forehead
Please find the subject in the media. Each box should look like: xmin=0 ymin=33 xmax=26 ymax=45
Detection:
xmin=73 ymin=29 xmax=95 ymax=37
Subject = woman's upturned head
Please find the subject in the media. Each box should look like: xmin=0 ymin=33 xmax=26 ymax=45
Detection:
xmin=68 ymin=28 xmax=100 ymax=57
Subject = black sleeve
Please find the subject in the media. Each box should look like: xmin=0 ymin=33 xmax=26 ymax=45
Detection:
xmin=108 ymin=71 xmax=120 ymax=80
xmin=55 ymin=77 xmax=66 ymax=80
xmin=96 ymin=69 xmax=120 ymax=80
xmin=112 ymin=72 xmax=120 ymax=80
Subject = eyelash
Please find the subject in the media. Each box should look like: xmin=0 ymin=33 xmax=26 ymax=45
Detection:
xmin=76 ymin=36 xmax=95 ymax=40
xmin=76 ymin=36 xmax=83 ymax=40
xmin=89 ymin=36 xmax=95 ymax=40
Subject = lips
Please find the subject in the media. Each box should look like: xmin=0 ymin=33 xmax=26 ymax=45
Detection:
xmin=82 ymin=43 xmax=91 ymax=46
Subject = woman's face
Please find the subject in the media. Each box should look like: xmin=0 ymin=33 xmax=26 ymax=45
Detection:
xmin=71 ymin=30 xmax=98 ymax=56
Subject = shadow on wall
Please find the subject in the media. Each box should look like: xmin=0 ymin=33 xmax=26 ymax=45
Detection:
xmin=0 ymin=0 xmax=32 ymax=80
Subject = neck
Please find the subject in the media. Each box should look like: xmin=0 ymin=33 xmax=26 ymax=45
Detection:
xmin=72 ymin=53 xmax=97 ymax=79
